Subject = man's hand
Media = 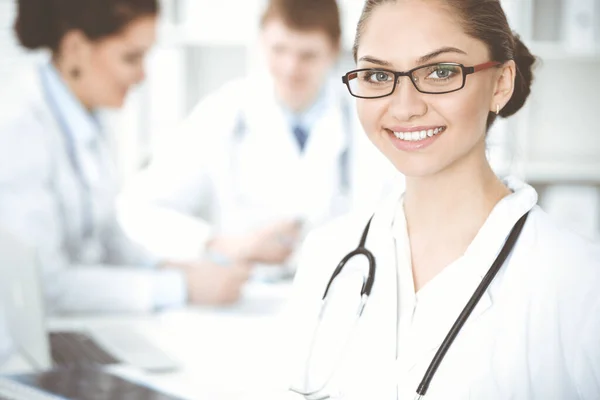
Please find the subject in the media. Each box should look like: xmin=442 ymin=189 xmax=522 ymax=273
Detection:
xmin=169 ymin=260 xmax=251 ymax=305
xmin=207 ymin=219 xmax=303 ymax=265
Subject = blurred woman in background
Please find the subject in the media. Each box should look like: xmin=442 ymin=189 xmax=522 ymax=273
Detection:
xmin=0 ymin=0 xmax=250 ymax=313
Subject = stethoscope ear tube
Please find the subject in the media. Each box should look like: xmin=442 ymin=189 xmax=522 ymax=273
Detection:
xmin=322 ymin=248 xmax=376 ymax=300
xmin=322 ymin=216 xmax=376 ymax=300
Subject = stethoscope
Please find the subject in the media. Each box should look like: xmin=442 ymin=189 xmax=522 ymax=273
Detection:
xmin=39 ymin=66 xmax=96 ymax=240
xmin=290 ymin=210 xmax=530 ymax=399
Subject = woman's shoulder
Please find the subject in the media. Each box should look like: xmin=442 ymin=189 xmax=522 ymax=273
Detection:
xmin=295 ymin=190 xmax=397 ymax=290
xmin=519 ymin=206 xmax=600 ymax=379
xmin=0 ymin=63 xmax=44 ymax=116
xmin=303 ymin=206 xmax=381 ymax=258
xmin=514 ymin=206 xmax=600 ymax=321
xmin=523 ymin=205 xmax=600 ymax=268
xmin=303 ymin=187 xmax=400 ymax=257
xmin=0 ymin=66 xmax=54 ymax=180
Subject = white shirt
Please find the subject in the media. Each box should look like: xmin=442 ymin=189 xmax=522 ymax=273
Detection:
xmin=282 ymin=177 xmax=600 ymax=399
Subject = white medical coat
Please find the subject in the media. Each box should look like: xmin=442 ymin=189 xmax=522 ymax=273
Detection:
xmin=119 ymin=76 xmax=399 ymax=260
xmin=283 ymin=177 xmax=600 ymax=399
xmin=0 ymin=64 xmax=184 ymax=313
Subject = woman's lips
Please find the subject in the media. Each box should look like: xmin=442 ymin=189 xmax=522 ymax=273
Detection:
xmin=385 ymin=126 xmax=446 ymax=151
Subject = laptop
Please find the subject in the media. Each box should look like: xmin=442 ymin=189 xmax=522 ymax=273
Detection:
xmin=0 ymin=365 xmax=186 ymax=400
xmin=0 ymin=229 xmax=179 ymax=375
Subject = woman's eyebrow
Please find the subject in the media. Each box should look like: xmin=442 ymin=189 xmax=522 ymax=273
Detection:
xmin=357 ymin=56 xmax=392 ymax=66
xmin=418 ymin=46 xmax=467 ymax=64
xmin=358 ymin=47 xmax=468 ymax=68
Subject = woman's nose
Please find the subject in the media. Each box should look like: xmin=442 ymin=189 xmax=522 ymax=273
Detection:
xmin=387 ymin=76 xmax=428 ymax=122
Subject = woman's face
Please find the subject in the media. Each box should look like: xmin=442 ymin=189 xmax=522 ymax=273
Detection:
xmin=355 ymin=0 xmax=506 ymax=178
xmin=76 ymin=15 xmax=157 ymax=109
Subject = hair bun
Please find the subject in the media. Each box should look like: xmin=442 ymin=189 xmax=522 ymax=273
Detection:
xmin=14 ymin=0 xmax=159 ymax=52
xmin=499 ymin=33 xmax=537 ymax=118
xmin=14 ymin=0 xmax=57 ymax=50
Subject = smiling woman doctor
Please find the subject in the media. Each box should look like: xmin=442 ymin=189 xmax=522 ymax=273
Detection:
xmin=283 ymin=1 xmax=600 ymax=399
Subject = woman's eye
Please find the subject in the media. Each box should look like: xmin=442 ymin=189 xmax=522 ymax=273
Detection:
xmin=428 ymin=67 xmax=456 ymax=79
xmin=368 ymin=71 xmax=391 ymax=82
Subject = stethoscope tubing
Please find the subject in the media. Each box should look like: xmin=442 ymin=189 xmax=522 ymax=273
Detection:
xmin=416 ymin=211 xmax=529 ymax=396
xmin=296 ymin=209 xmax=529 ymax=399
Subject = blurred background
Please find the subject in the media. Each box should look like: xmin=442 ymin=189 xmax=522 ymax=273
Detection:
xmin=0 ymin=0 xmax=600 ymax=240
xmin=0 ymin=1 xmax=598 ymax=399
xmin=2 ymin=0 xmax=599 ymax=241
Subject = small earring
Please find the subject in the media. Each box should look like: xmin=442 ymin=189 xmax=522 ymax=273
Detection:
xmin=496 ymin=104 xmax=500 ymax=115
xmin=70 ymin=67 xmax=81 ymax=79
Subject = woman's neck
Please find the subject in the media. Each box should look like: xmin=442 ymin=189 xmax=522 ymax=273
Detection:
xmin=402 ymin=141 xmax=511 ymax=292
xmin=403 ymin=142 xmax=511 ymax=240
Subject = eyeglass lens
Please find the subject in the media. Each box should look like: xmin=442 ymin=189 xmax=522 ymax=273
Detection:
xmin=347 ymin=63 xmax=464 ymax=97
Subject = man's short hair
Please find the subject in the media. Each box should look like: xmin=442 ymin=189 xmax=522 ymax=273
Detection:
xmin=260 ymin=0 xmax=342 ymax=46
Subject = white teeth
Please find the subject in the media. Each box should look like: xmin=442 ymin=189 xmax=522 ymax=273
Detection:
xmin=392 ymin=127 xmax=445 ymax=141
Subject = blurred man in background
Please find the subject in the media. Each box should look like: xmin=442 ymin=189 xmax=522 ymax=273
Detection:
xmin=120 ymin=0 xmax=397 ymax=275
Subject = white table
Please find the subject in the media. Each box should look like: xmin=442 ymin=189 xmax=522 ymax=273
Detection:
xmin=47 ymin=281 xmax=298 ymax=400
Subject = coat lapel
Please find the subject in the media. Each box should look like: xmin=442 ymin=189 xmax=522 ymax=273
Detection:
xmin=398 ymin=182 xmax=536 ymax=374
xmin=400 ymin=280 xmax=493 ymax=374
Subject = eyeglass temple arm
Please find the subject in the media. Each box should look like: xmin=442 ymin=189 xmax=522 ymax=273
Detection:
xmin=342 ymin=72 xmax=357 ymax=84
xmin=466 ymin=61 xmax=502 ymax=74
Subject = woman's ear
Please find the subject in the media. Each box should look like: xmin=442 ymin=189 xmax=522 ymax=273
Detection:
xmin=57 ymin=30 xmax=92 ymax=77
xmin=491 ymin=60 xmax=516 ymax=114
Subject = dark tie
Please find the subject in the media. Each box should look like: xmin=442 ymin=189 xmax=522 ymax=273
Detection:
xmin=292 ymin=125 xmax=309 ymax=152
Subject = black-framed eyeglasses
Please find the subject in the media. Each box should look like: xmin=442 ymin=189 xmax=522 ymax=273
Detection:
xmin=342 ymin=61 xmax=501 ymax=98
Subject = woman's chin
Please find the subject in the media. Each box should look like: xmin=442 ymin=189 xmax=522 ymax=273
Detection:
xmin=102 ymin=96 xmax=127 ymax=110
xmin=391 ymin=159 xmax=447 ymax=180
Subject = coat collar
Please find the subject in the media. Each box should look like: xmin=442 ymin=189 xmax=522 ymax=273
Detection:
xmin=463 ymin=176 xmax=538 ymax=278
xmin=372 ymin=177 xmax=538 ymax=374
xmin=40 ymin=63 xmax=102 ymax=148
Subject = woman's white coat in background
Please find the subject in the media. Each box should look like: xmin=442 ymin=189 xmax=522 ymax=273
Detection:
xmin=0 ymin=64 xmax=184 ymax=314
xmin=119 ymin=74 xmax=399 ymax=260
xmin=282 ymin=177 xmax=600 ymax=399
